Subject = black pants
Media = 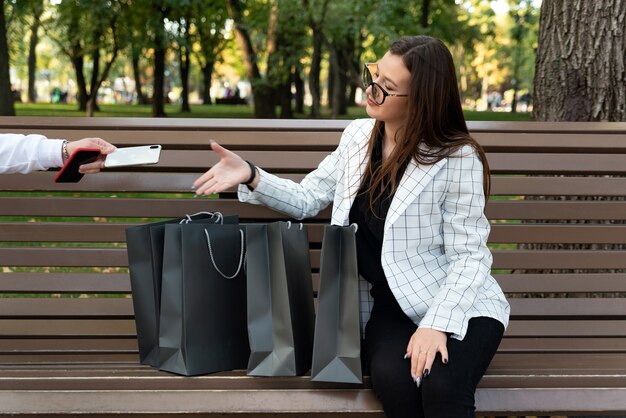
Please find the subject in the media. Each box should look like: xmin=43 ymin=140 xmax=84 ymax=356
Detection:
xmin=364 ymin=302 xmax=504 ymax=418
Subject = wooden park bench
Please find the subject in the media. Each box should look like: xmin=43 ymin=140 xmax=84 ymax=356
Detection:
xmin=1 ymin=117 xmax=625 ymax=416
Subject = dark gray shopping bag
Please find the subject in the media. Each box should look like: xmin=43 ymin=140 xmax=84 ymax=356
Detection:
xmin=158 ymin=222 xmax=249 ymax=376
xmin=125 ymin=212 xmax=235 ymax=367
xmin=245 ymin=222 xmax=315 ymax=376
xmin=311 ymin=224 xmax=362 ymax=383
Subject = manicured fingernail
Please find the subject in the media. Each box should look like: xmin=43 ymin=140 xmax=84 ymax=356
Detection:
xmin=423 ymin=369 xmax=430 ymax=378
xmin=411 ymin=373 xmax=417 ymax=382
xmin=416 ymin=377 xmax=422 ymax=388
xmin=193 ymin=194 xmax=198 ymax=198
xmin=191 ymin=185 xmax=196 ymax=189
xmin=403 ymin=353 xmax=409 ymax=360
xmin=443 ymin=358 xmax=448 ymax=364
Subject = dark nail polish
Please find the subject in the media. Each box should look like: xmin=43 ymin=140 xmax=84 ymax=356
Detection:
xmin=423 ymin=369 xmax=430 ymax=378
xmin=443 ymin=358 xmax=448 ymax=364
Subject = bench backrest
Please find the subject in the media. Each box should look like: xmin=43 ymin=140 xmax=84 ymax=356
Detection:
xmin=1 ymin=117 xmax=626 ymax=365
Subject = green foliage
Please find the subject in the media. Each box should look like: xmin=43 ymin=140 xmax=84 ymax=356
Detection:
xmin=3 ymin=0 xmax=542 ymax=116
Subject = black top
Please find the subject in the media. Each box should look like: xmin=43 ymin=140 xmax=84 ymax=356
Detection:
xmin=348 ymin=138 xmax=404 ymax=309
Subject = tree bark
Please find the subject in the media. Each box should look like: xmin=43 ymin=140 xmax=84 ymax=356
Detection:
xmin=152 ymin=44 xmax=166 ymax=117
xmin=308 ymin=29 xmax=323 ymax=117
xmin=72 ymin=53 xmax=88 ymax=112
xmin=421 ymin=0 xmax=430 ymax=29
xmin=86 ymin=49 xmax=101 ymax=117
xmin=304 ymin=0 xmax=329 ymax=118
xmin=226 ymin=0 xmax=275 ymax=118
xmin=0 ymin=2 xmax=15 ymax=116
xmin=201 ymin=61 xmax=214 ymax=105
xmin=179 ymin=46 xmax=191 ymax=112
xmin=293 ymin=66 xmax=304 ymax=114
xmin=534 ymin=0 xmax=626 ymax=121
xmin=27 ymin=16 xmax=40 ymax=103
xmin=132 ymin=47 xmax=147 ymax=105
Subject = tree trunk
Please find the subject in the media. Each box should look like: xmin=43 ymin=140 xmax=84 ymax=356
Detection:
xmin=0 ymin=2 xmax=15 ymax=116
xmin=293 ymin=67 xmax=304 ymax=114
xmin=132 ymin=48 xmax=147 ymax=105
xmin=27 ymin=17 xmax=40 ymax=103
xmin=72 ymin=54 xmax=88 ymax=112
xmin=534 ymin=0 xmax=626 ymax=121
xmin=152 ymin=45 xmax=166 ymax=117
xmin=179 ymin=46 xmax=191 ymax=112
xmin=278 ymin=82 xmax=292 ymax=119
xmin=331 ymin=46 xmax=348 ymax=118
xmin=201 ymin=61 xmax=214 ymax=105
xmin=421 ymin=0 xmax=430 ymax=29
xmin=327 ymin=51 xmax=335 ymax=110
xmin=308 ymin=29 xmax=323 ymax=117
xmin=86 ymin=49 xmax=101 ymax=116
xmin=227 ymin=0 xmax=275 ymax=118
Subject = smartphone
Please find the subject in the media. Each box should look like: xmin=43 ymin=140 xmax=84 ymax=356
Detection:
xmin=103 ymin=145 xmax=162 ymax=168
xmin=54 ymin=148 xmax=102 ymax=183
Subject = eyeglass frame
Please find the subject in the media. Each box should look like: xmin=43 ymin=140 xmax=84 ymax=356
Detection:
xmin=362 ymin=63 xmax=409 ymax=105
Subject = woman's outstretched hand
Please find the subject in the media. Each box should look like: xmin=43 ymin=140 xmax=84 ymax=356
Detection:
xmin=192 ymin=141 xmax=254 ymax=195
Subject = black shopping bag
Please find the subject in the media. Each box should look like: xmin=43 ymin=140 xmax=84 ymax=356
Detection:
xmin=245 ymin=222 xmax=315 ymax=376
xmin=158 ymin=222 xmax=249 ymax=376
xmin=125 ymin=212 xmax=236 ymax=367
xmin=311 ymin=224 xmax=362 ymax=383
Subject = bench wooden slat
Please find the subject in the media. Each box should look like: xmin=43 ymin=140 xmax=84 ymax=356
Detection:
xmin=485 ymin=200 xmax=626 ymax=220
xmin=0 ymin=273 xmax=131 ymax=293
xmin=0 ymin=319 xmax=136 ymax=337
xmin=4 ymin=173 xmax=626 ymax=197
xmin=3 ymin=272 xmax=626 ymax=294
xmin=3 ymin=247 xmax=626 ymax=270
xmin=2 ymin=197 xmax=625 ymax=220
xmin=488 ymin=224 xmax=626 ymax=244
xmin=490 ymin=176 xmax=626 ymax=196
xmin=2 ymin=319 xmax=626 ymax=338
xmin=3 ymin=297 xmax=625 ymax=319
xmin=3 ymin=222 xmax=626 ymax=245
xmin=2 ymin=336 xmax=624 ymax=356
xmin=0 ymin=339 xmax=137 ymax=353
xmin=497 ymin=273 xmax=626 ymax=293
xmin=492 ymin=250 xmax=626 ymax=269
xmin=488 ymin=153 xmax=626 ymax=174
xmin=0 ymin=196 xmax=331 ymax=219
xmin=0 ymin=386 xmax=625 ymax=416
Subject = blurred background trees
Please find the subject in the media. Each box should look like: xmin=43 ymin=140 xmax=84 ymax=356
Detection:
xmin=0 ymin=0 xmax=548 ymax=118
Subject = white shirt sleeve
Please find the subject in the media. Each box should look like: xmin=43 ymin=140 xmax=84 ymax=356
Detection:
xmin=0 ymin=134 xmax=65 ymax=174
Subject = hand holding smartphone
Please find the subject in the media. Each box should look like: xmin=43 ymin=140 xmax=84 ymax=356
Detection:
xmin=54 ymin=148 xmax=102 ymax=183
xmin=54 ymin=144 xmax=162 ymax=183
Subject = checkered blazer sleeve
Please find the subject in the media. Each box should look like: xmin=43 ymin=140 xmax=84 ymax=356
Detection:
xmin=418 ymin=146 xmax=493 ymax=338
xmin=236 ymin=121 xmax=356 ymax=220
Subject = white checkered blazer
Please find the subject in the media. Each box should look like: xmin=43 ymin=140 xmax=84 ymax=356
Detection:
xmin=238 ymin=118 xmax=510 ymax=340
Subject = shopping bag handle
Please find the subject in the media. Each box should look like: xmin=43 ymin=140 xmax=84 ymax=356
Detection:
xmin=286 ymin=221 xmax=304 ymax=230
xmin=204 ymin=228 xmax=245 ymax=280
xmin=180 ymin=211 xmax=224 ymax=224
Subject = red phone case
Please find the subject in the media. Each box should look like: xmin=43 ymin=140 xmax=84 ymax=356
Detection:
xmin=54 ymin=148 xmax=102 ymax=183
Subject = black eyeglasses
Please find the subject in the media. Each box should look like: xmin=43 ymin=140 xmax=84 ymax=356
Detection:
xmin=362 ymin=63 xmax=408 ymax=105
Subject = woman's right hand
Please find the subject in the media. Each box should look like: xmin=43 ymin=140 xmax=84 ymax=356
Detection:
xmin=192 ymin=141 xmax=255 ymax=195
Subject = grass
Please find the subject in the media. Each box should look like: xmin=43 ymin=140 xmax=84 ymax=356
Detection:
xmin=14 ymin=103 xmax=533 ymax=121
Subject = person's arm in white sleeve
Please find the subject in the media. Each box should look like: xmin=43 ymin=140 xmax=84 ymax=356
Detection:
xmin=0 ymin=134 xmax=117 ymax=175
xmin=0 ymin=134 xmax=64 ymax=174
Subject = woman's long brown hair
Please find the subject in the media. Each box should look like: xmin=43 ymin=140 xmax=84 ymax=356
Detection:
xmin=361 ymin=36 xmax=490 ymax=210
